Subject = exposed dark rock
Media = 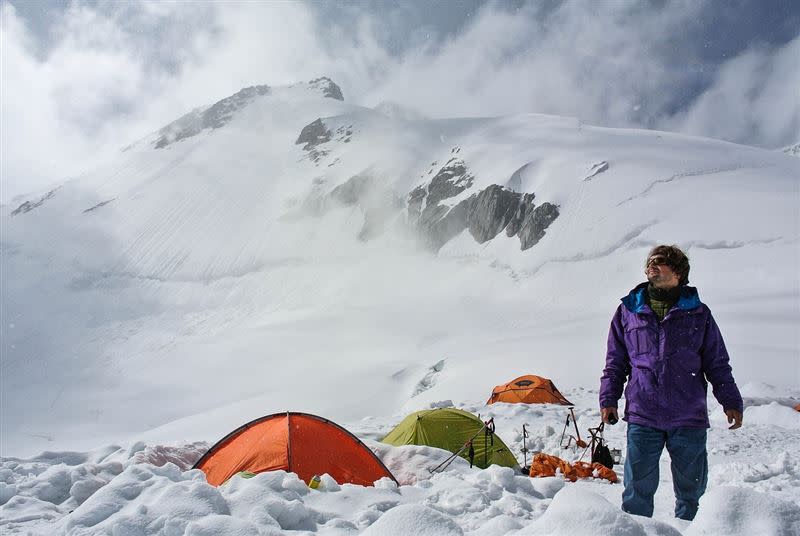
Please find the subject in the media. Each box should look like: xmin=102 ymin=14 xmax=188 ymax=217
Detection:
xmin=406 ymin=158 xmax=559 ymax=252
xmin=411 ymin=359 xmax=446 ymax=397
xmin=467 ymin=185 xmax=521 ymax=243
xmin=425 ymin=158 xmax=474 ymax=209
xmin=155 ymin=85 xmax=270 ymax=148
xmin=308 ymin=77 xmax=344 ymax=101
xmin=333 ymin=124 xmax=355 ymax=145
xmin=83 ymin=198 xmax=116 ymax=213
xmin=583 ymin=161 xmax=609 ymax=181
xmin=407 ymin=158 xmax=478 ymax=249
xmin=518 ymin=202 xmax=560 ymax=250
xmin=783 ymin=142 xmax=800 ymax=157
xmin=154 ymin=110 xmax=204 ymax=149
xmin=422 ymin=200 xmax=472 ymax=251
xmin=295 ymin=119 xmax=332 ymax=151
xmin=11 ymin=187 xmax=60 ymax=216
xmin=505 ymin=193 xmax=535 ymax=237
xmin=407 ymin=186 xmax=427 ymax=222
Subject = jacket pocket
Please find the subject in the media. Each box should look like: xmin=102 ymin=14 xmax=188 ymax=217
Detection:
xmin=625 ymin=325 xmax=656 ymax=357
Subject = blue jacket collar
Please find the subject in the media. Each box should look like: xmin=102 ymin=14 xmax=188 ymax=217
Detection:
xmin=621 ymin=282 xmax=702 ymax=313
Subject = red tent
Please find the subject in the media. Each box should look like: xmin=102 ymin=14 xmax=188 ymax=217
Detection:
xmin=193 ymin=412 xmax=396 ymax=487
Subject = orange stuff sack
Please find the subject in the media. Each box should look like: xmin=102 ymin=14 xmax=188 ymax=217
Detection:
xmin=592 ymin=463 xmax=619 ymax=483
xmin=530 ymin=453 xmax=577 ymax=482
xmin=529 ymin=455 xmax=617 ymax=483
xmin=572 ymin=461 xmax=595 ymax=479
xmin=528 ymin=461 xmax=556 ymax=478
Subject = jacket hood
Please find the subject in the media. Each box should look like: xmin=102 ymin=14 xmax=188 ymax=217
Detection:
xmin=621 ymin=282 xmax=702 ymax=313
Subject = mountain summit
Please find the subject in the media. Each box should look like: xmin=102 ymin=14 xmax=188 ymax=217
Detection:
xmin=154 ymin=77 xmax=344 ymax=149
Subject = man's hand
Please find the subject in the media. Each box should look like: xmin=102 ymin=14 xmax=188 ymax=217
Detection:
xmin=601 ymin=407 xmax=619 ymax=425
xmin=725 ymin=409 xmax=743 ymax=429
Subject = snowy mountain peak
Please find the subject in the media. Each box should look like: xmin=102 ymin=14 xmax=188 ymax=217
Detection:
xmin=154 ymin=84 xmax=271 ymax=149
xmin=152 ymin=78 xmax=343 ymax=149
xmin=304 ymin=76 xmax=344 ymax=101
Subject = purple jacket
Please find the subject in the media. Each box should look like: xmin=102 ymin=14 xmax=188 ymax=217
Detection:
xmin=600 ymin=283 xmax=743 ymax=429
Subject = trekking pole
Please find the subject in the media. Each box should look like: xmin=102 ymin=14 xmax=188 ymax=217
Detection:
xmin=521 ymin=424 xmax=530 ymax=468
xmin=570 ymin=407 xmax=588 ymax=449
xmin=483 ymin=418 xmax=495 ymax=468
xmin=429 ymin=422 xmax=488 ymax=474
xmin=559 ymin=412 xmax=571 ymax=448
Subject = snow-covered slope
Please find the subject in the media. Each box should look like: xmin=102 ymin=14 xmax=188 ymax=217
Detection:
xmin=1 ymin=79 xmax=798 ymax=535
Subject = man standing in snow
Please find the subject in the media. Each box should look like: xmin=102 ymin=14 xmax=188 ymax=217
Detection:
xmin=599 ymin=245 xmax=743 ymax=521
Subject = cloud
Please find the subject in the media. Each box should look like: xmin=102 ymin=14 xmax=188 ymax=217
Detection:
xmin=1 ymin=1 xmax=798 ymax=201
xmin=360 ymin=0 xmax=799 ymax=146
xmin=667 ymin=35 xmax=800 ymax=148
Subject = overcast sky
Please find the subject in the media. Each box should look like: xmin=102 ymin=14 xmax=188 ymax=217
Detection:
xmin=2 ymin=0 xmax=798 ymax=201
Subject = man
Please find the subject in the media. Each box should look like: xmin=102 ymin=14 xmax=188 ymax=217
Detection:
xmin=599 ymin=245 xmax=743 ymax=521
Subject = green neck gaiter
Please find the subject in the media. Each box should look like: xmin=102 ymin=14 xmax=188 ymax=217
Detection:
xmin=647 ymin=284 xmax=680 ymax=320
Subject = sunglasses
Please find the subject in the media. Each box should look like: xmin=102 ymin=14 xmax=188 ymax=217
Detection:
xmin=646 ymin=255 xmax=669 ymax=267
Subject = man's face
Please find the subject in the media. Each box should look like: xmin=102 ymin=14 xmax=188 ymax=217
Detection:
xmin=645 ymin=254 xmax=680 ymax=289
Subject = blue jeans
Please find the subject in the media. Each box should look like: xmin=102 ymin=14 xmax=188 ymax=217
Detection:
xmin=622 ymin=423 xmax=708 ymax=520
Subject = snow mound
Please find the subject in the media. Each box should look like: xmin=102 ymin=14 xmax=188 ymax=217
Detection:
xmin=517 ymin=486 xmax=678 ymax=536
xmin=64 ymin=464 xmax=229 ymax=534
xmin=686 ymin=486 xmax=800 ymax=536
xmin=127 ymin=441 xmax=208 ymax=469
xmin=744 ymin=402 xmax=800 ymax=429
xmin=361 ymin=504 xmax=463 ymax=535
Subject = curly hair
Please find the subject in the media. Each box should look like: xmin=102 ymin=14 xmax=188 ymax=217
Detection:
xmin=646 ymin=245 xmax=690 ymax=285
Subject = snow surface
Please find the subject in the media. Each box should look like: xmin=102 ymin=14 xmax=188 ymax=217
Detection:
xmin=2 ymin=392 xmax=799 ymax=535
xmin=1 ymin=80 xmax=799 ymax=534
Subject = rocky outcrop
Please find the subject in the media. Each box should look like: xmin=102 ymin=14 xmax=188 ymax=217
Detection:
xmin=425 ymin=158 xmax=474 ymax=207
xmin=11 ymin=187 xmax=60 ymax=216
xmin=583 ymin=161 xmax=609 ymax=181
xmin=296 ymin=119 xmax=331 ymax=148
xmin=288 ymin=138 xmax=559 ymax=251
xmin=295 ymin=118 xmax=333 ymax=163
xmin=155 ymin=85 xmax=271 ymax=149
xmin=407 ymin=186 xmax=427 ymax=222
xmin=408 ymin=159 xmax=559 ymax=251
xmin=505 ymin=193 xmax=534 ymax=238
xmin=307 ymin=77 xmax=344 ymax=101
xmin=83 ymin=199 xmax=116 ymax=214
xmin=518 ymin=202 xmax=559 ymax=250
xmin=467 ymin=185 xmax=521 ymax=243
xmin=783 ymin=143 xmax=800 ymax=157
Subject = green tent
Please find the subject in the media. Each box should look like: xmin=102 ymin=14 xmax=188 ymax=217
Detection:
xmin=381 ymin=408 xmax=518 ymax=469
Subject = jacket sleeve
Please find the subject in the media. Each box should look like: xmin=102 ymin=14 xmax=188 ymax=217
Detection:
xmin=600 ymin=305 xmax=630 ymax=409
xmin=700 ymin=308 xmax=744 ymax=413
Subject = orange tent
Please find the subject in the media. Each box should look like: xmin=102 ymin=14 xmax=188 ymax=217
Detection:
xmin=487 ymin=374 xmax=573 ymax=405
xmin=794 ymin=403 xmax=800 ymax=412
xmin=193 ymin=412 xmax=397 ymax=487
